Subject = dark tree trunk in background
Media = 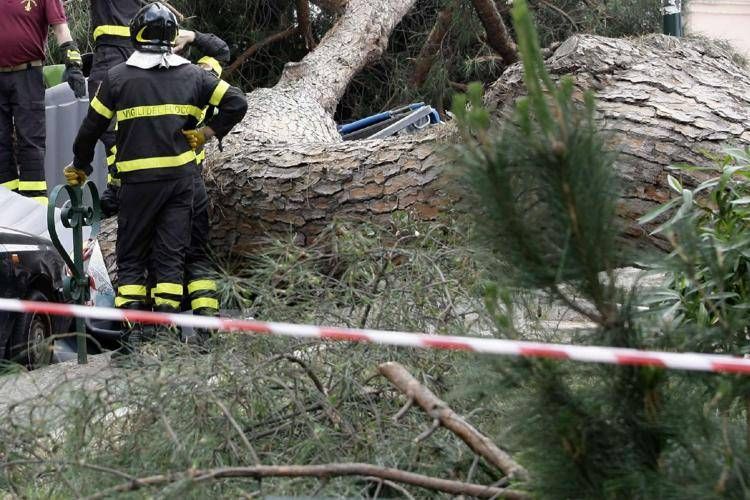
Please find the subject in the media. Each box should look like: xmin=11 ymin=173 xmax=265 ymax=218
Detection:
xmin=410 ymin=3 xmax=456 ymax=88
xmin=470 ymin=0 xmax=518 ymax=64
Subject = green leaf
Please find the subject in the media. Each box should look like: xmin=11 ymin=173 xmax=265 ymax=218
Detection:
xmin=667 ymin=174 xmax=682 ymax=193
xmin=725 ymin=147 xmax=750 ymax=163
xmin=730 ymin=197 xmax=750 ymax=205
xmin=638 ymin=198 xmax=679 ymax=225
xmin=693 ymin=181 xmax=719 ymax=196
xmin=451 ymin=93 xmax=468 ymax=122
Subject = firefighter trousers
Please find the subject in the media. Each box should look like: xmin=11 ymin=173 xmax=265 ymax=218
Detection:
xmin=0 ymin=67 xmax=47 ymax=202
xmin=115 ymin=175 xmax=194 ymax=312
xmin=184 ymin=171 xmax=219 ymax=316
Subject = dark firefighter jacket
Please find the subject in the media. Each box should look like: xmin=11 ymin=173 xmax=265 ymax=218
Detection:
xmin=192 ymin=32 xmax=230 ymax=64
xmin=72 ymin=62 xmax=247 ymax=184
xmin=190 ymin=34 xmax=230 ymax=166
xmin=90 ymin=0 xmax=142 ymax=47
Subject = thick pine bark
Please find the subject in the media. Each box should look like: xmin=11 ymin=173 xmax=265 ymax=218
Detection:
xmin=97 ymin=128 xmax=454 ymax=271
xmin=205 ymin=128 xmax=455 ymax=253
xmin=485 ymin=34 xmax=750 ymax=249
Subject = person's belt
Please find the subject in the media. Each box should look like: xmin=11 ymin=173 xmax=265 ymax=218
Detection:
xmin=0 ymin=60 xmax=43 ymax=73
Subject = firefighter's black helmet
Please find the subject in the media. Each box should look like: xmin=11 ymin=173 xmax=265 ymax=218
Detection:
xmin=130 ymin=3 xmax=178 ymax=53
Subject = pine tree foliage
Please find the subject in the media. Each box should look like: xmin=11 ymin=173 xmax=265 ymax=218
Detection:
xmin=453 ymin=1 xmax=750 ymax=498
xmin=452 ymin=0 xmax=622 ymax=319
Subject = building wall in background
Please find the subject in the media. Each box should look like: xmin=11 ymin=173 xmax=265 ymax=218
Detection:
xmin=686 ymin=0 xmax=750 ymax=58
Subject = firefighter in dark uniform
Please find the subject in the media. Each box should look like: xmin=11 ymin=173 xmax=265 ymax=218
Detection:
xmin=87 ymin=0 xmax=141 ymax=174
xmin=0 ymin=0 xmax=85 ymax=204
xmin=65 ymin=2 xmax=247 ymax=354
xmin=185 ymin=53 xmax=230 ymax=328
xmin=97 ymin=29 xmax=232 ymax=334
xmin=88 ymin=1 xmax=226 ymax=179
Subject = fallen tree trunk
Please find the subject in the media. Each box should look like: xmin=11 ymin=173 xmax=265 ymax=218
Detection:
xmin=96 ymin=128 xmax=455 ymax=270
xmin=379 ymin=361 xmax=528 ymax=481
xmin=243 ymin=0 xmax=418 ymax=143
xmin=209 ymin=34 xmax=750 ymax=254
xmin=485 ymin=34 xmax=750 ymax=249
xmin=98 ymin=35 xmax=750 ymax=265
xmin=204 ymin=128 xmax=456 ymax=253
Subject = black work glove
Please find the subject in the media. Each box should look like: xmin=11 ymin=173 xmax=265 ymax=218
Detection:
xmin=60 ymin=41 xmax=86 ymax=98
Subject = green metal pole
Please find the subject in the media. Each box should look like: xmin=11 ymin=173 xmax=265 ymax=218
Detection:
xmin=70 ymin=186 xmax=87 ymax=364
xmin=663 ymin=0 xmax=683 ymax=36
xmin=47 ymin=181 xmax=101 ymax=365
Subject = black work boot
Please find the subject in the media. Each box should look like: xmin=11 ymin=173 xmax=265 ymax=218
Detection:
xmin=188 ymin=307 xmax=218 ymax=353
xmin=110 ymin=302 xmax=148 ymax=364
xmin=111 ymin=322 xmax=143 ymax=364
xmin=182 ymin=326 xmax=212 ymax=354
xmin=152 ymin=305 xmax=182 ymax=340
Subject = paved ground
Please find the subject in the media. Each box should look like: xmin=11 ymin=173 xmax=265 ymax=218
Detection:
xmin=0 ymin=353 xmax=116 ymax=417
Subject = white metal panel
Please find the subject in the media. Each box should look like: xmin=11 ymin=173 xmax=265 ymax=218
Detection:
xmin=44 ymin=81 xmax=108 ymax=199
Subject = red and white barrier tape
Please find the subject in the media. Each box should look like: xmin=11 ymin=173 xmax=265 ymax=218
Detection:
xmin=2 ymin=297 xmax=749 ymax=374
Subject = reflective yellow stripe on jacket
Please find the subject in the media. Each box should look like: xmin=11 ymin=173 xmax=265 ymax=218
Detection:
xmin=209 ymin=81 xmax=230 ymax=106
xmin=116 ymin=104 xmax=204 ymax=123
xmin=117 ymin=150 xmax=196 ymax=173
xmin=93 ymin=25 xmax=130 ymax=40
xmin=91 ymin=97 xmax=114 ymax=119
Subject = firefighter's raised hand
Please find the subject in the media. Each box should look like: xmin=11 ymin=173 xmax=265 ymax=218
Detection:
xmin=63 ymin=165 xmax=88 ymax=187
xmin=182 ymin=128 xmax=207 ymax=151
xmin=64 ymin=67 xmax=87 ymax=98
xmin=60 ymin=41 xmax=87 ymax=99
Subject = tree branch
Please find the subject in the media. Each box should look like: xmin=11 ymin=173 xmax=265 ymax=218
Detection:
xmin=310 ymin=0 xmax=348 ymax=14
xmin=410 ymin=2 xmax=455 ymax=88
xmin=469 ymin=0 xmax=517 ymax=64
xmin=378 ymin=362 xmax=528 ymax=481
xmin=296 ymin=0 xmax=317 ymax=50
xmin=83 ymin=463 xmax=529 ymax=500
xmin=225 ymin=26 xmax=299 ymax=76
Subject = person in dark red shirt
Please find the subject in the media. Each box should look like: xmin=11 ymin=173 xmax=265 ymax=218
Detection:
xmin=0 ymin=0 xmax=85 ymax=204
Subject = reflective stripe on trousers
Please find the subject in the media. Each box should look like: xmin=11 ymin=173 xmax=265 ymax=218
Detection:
xmin=187 ymin=279 xmax=218 ymax=314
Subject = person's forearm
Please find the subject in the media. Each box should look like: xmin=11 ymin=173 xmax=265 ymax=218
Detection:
xmin=205 ymin=86 xmax=248 ymax=139
xmin=52 ymin=23 xmax=74 ymax=45
xmin=73 ymin=114 xmax=110 ymax=174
